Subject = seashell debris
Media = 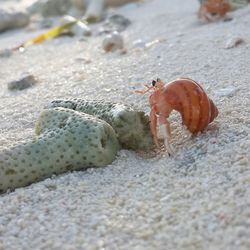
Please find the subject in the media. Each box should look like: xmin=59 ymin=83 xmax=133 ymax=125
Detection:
xmin=224 ymin=37 xmax=245 ymax=49
xmin=61 ymin=15 xmax=91 ymax=36
xmin=102 ymin=31 xmax=124 ymax=52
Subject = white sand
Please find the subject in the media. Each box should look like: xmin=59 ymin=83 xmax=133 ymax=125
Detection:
xmin=0 ymin=0 xmax=250 ymax=249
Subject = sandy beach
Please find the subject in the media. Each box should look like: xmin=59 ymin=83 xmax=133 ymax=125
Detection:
xmin=0 ymin=0 xmax=250 ymax=249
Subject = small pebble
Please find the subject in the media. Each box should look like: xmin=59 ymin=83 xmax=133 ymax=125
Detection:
xmin=102 ymin=31 xmax=124 ymax=52
xmin=8 ymin=74 xmax=37 ymax=91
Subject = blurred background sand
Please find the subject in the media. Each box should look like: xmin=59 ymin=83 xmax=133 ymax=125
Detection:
xmin=0 ymin=0 xmax=250 ymax=249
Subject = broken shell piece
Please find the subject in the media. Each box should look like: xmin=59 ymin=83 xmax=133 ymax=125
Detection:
xmin=85 ymin=0 xmax=105 ymax=23
xmin=102 ymin=31 xmax=124 ymax=52
xmin=225 ymin=37 xmax=245 ymax=49
xmin=61 ymin=15 xmax=91 ymax=36
xmin=8 ymin=74 xmax=37 ymax=91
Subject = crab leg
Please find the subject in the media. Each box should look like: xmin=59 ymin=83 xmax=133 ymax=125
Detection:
xmin=150 ymin=108 xmax=160 ymax=149
xmin=158 ymin=115 xmax=174 ymax=155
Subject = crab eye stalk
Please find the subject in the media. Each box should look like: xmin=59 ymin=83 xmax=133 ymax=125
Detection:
xmin=156 ymin=78 xmax=161 ymax=82
xmin=152 ymin=80 xmax=156 ymax=86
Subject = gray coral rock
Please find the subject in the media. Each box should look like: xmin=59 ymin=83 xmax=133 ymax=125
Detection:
xmin=28 ymin=0 xmax=72 ymax=17
xmin=47 ymin=99 xmax=153 ymax=150
xmin=0 ymin=8 xmax=30 ymax=32
xmin=0 ymin=108 xmax=119 ymax=193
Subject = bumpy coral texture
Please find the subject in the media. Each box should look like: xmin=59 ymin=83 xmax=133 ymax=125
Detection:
xmin=47 ymin=99 xmax=153 ymax=150
xmin=0 ymin=108 xmax=119 ymax=193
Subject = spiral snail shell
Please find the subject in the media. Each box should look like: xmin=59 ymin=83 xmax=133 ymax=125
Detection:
xmin=163 ymin=78 xmax=218 ymax=134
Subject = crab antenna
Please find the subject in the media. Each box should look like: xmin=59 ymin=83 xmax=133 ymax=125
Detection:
xmin=134 ymin=84 xmax=154 ymax=94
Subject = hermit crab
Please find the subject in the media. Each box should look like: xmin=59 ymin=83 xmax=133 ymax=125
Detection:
xmin=198 ymin=0 xmax=231 ymax=21
xmin=136 ymin=78 xmax=219 ymax=155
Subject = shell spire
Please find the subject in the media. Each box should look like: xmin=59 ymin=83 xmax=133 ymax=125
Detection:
xmin=164 ymin=78 xmax=218 ymax=134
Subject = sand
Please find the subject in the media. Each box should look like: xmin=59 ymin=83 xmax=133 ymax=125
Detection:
xmin=0 ymin=0 xmax=250 ymax=249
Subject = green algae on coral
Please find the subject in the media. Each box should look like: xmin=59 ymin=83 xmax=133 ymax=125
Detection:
xmin=0 ymin=108 xmax=119 ymax=193
xmin=47 ymin=99 xmax=153 ymax=150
